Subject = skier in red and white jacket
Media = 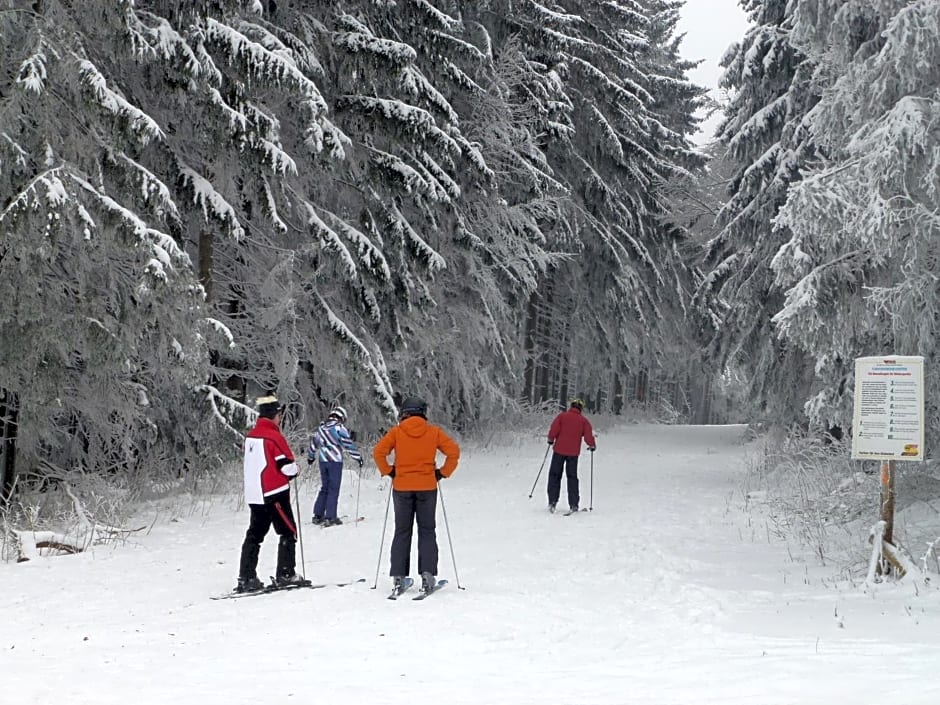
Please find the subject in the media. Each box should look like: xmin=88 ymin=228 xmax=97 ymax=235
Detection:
xmin=546 ymin=399 xmax=596 ymax=513
xmin=236 ymin=396 xmax=301 ymax=592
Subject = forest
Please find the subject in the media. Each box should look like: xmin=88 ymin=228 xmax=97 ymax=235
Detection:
xmin=1 ymin=0 xmax=938 ymax=536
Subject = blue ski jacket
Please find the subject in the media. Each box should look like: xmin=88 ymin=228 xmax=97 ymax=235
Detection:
xmin=308 ymin=419 xmax=362 ymax=465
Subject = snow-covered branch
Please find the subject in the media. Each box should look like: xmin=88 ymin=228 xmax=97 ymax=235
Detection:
xmin=78 ymin=60 xmax=165 ymax=145
xmin=178 ymin=164 xmax=245 ymax=239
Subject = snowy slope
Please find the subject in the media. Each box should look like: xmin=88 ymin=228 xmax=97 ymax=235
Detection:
xmin=3 ymin=423 xmax=939 ymax=704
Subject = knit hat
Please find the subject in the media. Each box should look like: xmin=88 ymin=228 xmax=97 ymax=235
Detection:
xmin=257 ymin=395 xmax=284 ymax=419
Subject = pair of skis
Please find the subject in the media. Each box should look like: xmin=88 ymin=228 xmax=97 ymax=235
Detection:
xmin=212 ymin=577 xmax=366 ymax=601
xmin=387 ymin=577 xmax=449 ymax=601
xmin=548 ymin=506 xmax=589 ymax=516
xmin=312 ymin=515 xmax=366 ymax=526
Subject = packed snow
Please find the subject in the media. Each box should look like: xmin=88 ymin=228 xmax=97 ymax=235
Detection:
xmin=3 ymin=422 xmax=940 ymax=704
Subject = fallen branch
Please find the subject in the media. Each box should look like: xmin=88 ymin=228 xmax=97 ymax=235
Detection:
xmin=882 ymin=540 xmax=923 ymax=582
xmin=12 ymin=524 xmax=144 ymax=562
xmin=96 ymin=524 xmax=148 ymax=536
xmin=15 ymin=530 xmax=87 ymax=561
xmin=865 ymin=520 xmax=926 ymax=585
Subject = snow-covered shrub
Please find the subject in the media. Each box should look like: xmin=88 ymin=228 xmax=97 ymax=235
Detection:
xmin=746 ymin=430 xmax=940 ymax=583
xmin=745 ymin=430 xmax=877 ymax=568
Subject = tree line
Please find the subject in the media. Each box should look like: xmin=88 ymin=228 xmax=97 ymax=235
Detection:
xmin=7 ymin=0 xmax=933 ymax=508
xmin=0 ymin=0 xmax=703 ymax=500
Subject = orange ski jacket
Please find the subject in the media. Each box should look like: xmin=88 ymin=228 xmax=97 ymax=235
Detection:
xmin=373 ymin=416 xmax=460 ymax=491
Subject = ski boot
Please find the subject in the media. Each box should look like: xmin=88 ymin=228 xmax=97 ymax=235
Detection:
xmin=275 ymin=572 xmax=306 ymax=587
xmin=235 ymin=576 xmax=265 ymax=593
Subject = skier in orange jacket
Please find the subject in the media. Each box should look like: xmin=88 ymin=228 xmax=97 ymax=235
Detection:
xmin=373 ymin=396 xmax=460 ymax=593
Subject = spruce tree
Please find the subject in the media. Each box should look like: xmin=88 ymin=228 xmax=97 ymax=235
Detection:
xmin=772 ymin=0 xmax=940 ymax=440
xmin=0 ymin=0 xmax=344 ymax=485
xmin=699 ymin=0 xmax=820 ymax=427
xmin=473 ymin=1 xmax=704 ymax=408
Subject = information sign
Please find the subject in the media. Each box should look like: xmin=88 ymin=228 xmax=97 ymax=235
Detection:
xmin=851 ymin=356 xmax=924 ymax=461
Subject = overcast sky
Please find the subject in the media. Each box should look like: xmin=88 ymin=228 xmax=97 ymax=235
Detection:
xmin=677 ymin=0 xmax=752 ymax=145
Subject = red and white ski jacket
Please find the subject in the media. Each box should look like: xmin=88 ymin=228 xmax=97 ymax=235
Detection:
xmin=243 ymin=417 xmax=298 ymax=504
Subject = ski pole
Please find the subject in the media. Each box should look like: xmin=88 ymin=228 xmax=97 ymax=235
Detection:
xmin=527 ymin=445 xmax=551 ymax=498
xmin=293 ymin=482 xmax=306 ymax=580
xmin=589 ymin=450 xmax=594 ymax=511
xmin=354 ymin=460 xmax=363 ymax=527
xmin=437 ymin=483 xmax=464 ymax=590
xmin=371 ymin=481 xmax=393 ymax=589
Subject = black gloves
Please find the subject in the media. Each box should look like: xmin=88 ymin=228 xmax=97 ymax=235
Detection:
xmin=547 ymin=439 xmax=554 ymax=445
xmin=435 ymin=468 xmax=444 ymax=481
xmin=357 ymin=458 xmax=364 ymax=469
xmin=588 ymin=446 xmax=596 ymax=452
xmin=388 ymin=467 xmax=396 ymax=478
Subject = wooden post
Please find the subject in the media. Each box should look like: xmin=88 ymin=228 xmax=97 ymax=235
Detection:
xmin=880 ymin=458 xmax=896 ymax=545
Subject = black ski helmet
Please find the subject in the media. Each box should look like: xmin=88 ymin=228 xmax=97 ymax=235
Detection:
xmin=570 ymin=398 xmax=585 ymax=411
xmin=399 ymin=396 xmax=428 ymax=419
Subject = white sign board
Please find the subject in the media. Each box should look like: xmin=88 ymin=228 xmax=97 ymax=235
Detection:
xmin=851 ymin=355 xmax=924 ymax=461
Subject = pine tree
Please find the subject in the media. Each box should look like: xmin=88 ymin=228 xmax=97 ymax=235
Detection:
xmin=474 ymin=1 xmax=704 ymax=409
xmin=698 ymin=0 xmax=820 ymax=427
xmin=0 ymin=0 xmax=345 ymax=484
xmin=772 ymin=0 xmax=940 ymax=439
xmin=270 ymin=0 xmax=491 ymax=427
xmin=282 ymin=1 xmax=567 ymax=427
xmin=1 ymin=1 xmax=207 ymax=483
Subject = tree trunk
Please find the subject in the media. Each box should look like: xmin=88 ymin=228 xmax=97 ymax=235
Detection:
xmin=634 ymin=368 xmax=648 ymax=404
xmin=612 ymin=372 xmax=623 ymax=414
xmin=522 ymin=294 xmax=539 ymax=404
xmin=0 ymin=389 xmax=19 ymax=509
xmin=198 ymin=228 xmax=214 ymax=303
xmin=692 ymin=374 xmax=713 ymax=425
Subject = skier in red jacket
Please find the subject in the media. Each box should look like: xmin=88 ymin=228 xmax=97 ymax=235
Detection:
xmin=236 ymin=396 xmax=302 ymax=592
xmin=546 ymin=399 xmax=596 ymax=513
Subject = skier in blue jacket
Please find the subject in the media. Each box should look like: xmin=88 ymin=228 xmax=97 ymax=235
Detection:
xmin=307 ymin=406 xmax=363 ymax=526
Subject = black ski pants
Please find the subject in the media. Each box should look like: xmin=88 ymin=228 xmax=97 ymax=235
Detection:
xmin=547 ymin=452 xmax=579 ymax=509
xmin=239 ymin=490 xmax=297 ymax=580
xmin=390 ymin=489 xmax=438 ymax=577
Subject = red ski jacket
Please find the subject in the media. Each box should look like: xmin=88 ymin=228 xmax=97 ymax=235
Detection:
xmin=547 ymin=407 xmax=596 ymax=456
xmin=243 ymin=417 xmax=298 ymax=504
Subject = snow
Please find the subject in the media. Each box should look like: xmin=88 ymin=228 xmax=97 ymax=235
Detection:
xmin=4 ymin=423 xmax=940 ymax=704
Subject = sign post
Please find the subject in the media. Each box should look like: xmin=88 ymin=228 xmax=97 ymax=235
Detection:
xmin=852 ymin=356 xmax=925 ymax=571
xmin=879 ymin=460 xmax=896 ymax=544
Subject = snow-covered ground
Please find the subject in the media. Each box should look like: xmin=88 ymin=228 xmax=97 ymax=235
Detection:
xmin=3 ymin=422 xmax=940 ymax=704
